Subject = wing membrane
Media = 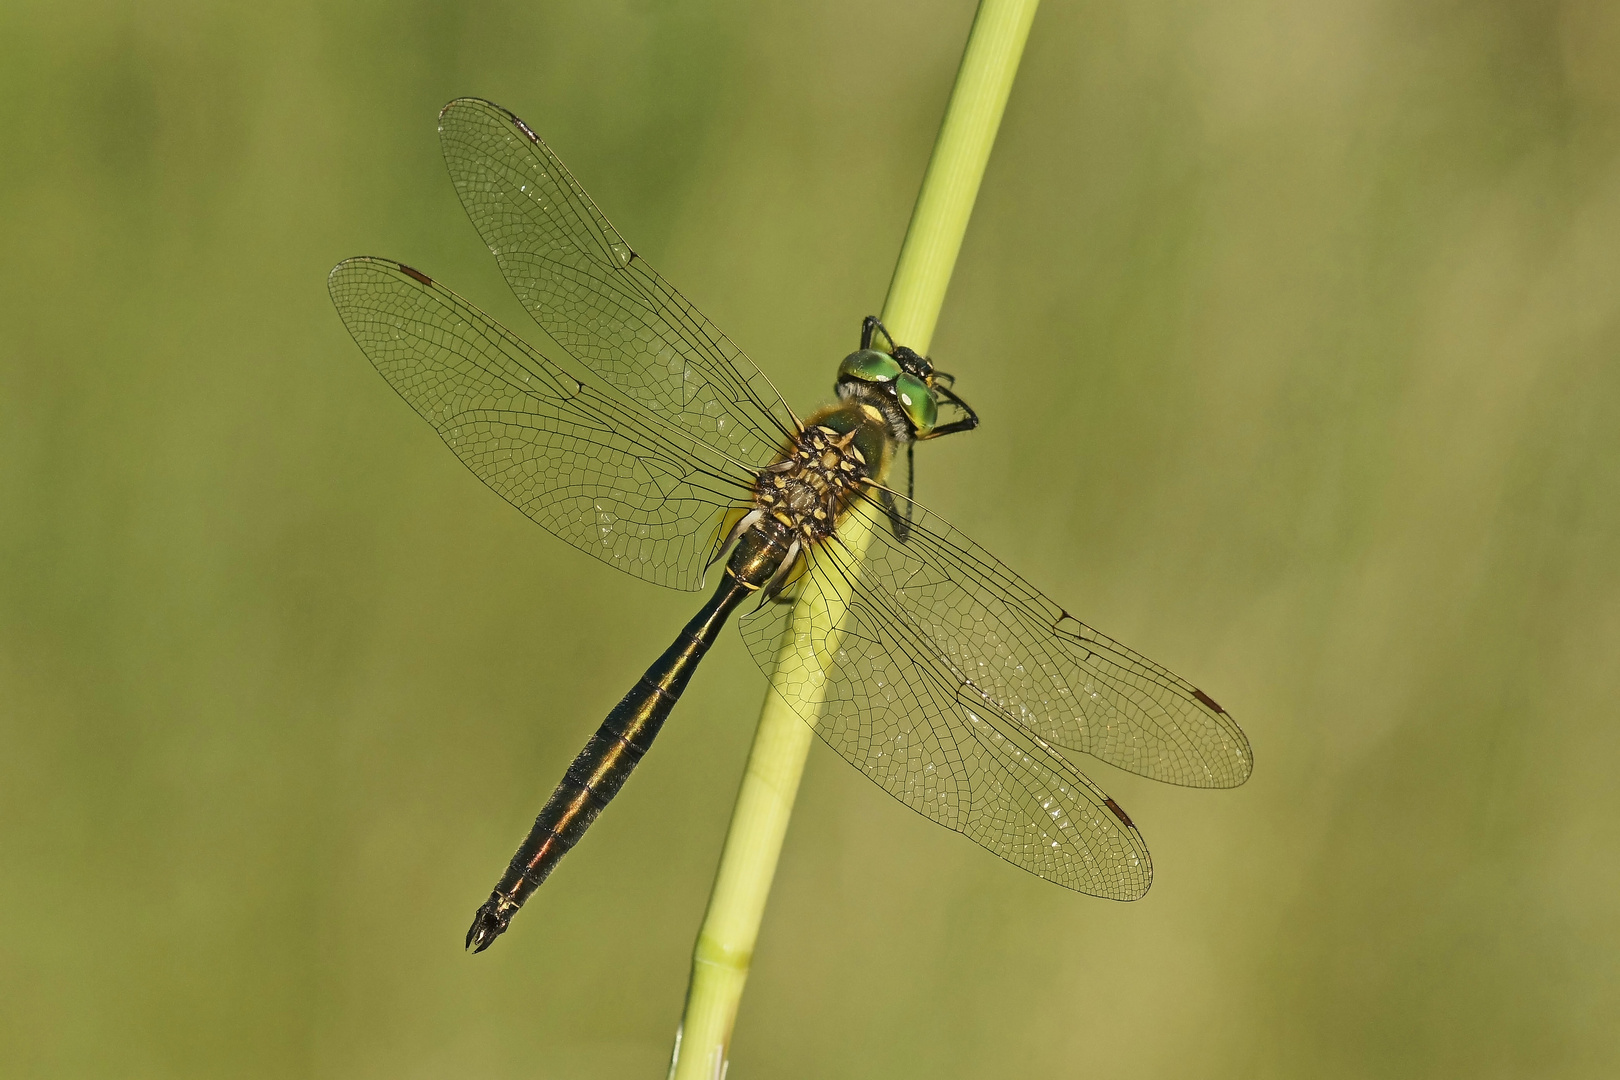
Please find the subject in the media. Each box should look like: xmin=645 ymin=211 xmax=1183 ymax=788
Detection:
xmin=739 ymin=510 xmax=1152 ymax=899
xmin=329 ymin=257 xmax=757 ymax=590
xmin=438 ymin=97 xmax=799 ymax=471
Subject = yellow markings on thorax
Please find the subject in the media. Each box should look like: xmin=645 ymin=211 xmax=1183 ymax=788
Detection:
xmin=751 ymin=420 xmax=867 ymax=546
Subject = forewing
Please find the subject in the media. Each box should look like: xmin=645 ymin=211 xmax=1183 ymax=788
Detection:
xmin=329 ymin=257 xmax=757 ymax=590
xmin=738 ymin=516 xmax=1153 ymax=900
xmin=437 ymin=97 xmax=799 ymax=470
xmin=841 ymin=489 xmax=1252 ymax=788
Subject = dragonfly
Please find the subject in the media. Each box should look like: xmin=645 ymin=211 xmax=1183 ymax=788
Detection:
xmin=329 ymin=98 xmax=1252 ymax=954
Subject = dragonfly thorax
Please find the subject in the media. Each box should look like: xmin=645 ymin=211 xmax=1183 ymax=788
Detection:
xmin=716 ymin=409 xmax=893 ymax=600
xmin=755 ymin=422 xmax=869 ymax=546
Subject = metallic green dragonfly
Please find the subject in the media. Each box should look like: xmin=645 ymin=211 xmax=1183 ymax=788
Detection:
xmin=329 ymin=98 xmax=1252 ymax=953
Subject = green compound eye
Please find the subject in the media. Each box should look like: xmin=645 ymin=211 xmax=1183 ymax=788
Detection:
xmin=894 ymin=373 xmax=937 ymax=435
xmin=837 ymin=349 xmax=902 ymax=384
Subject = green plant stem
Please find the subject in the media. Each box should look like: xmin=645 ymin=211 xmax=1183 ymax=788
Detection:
xmin=668 ymin=2 xmax=1040 ymax=1076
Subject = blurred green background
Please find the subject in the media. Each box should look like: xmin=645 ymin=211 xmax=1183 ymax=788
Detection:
xmin=4 ymin=1 xmax=1619 ymax=1076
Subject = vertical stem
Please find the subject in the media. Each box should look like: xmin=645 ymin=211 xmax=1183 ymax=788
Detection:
xmin=669 ymin=2 xmax=1040 ymax=1076
xmin=880 ymin=0 xmax=1041 ymax=354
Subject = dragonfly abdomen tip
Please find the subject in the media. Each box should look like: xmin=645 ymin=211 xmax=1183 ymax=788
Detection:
xmin=465 ymin=896 xmax=512 ymax=953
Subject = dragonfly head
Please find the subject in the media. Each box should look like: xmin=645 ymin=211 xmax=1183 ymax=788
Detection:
xmin=837 ymin=347 xmax=939 ymax=438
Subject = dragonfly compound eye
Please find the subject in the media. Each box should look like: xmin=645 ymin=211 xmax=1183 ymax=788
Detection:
xmin=837 ymin=348 xmax=903 ymax=385
xmin=894 ymin=373 xmax=937 ymax=436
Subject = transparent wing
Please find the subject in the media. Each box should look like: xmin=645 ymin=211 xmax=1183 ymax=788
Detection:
xmin=771 ymin=487 xmax=1252 ymax=788
xmin=739 ymin=509 xmax=1154 ymax=900
xmin=329 ymin=257 xmax=760 ymax=591
xmin=437 ymin=97 xmax=800 ymax=471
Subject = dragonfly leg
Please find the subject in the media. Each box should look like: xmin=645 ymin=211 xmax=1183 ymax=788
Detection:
xmin=916 ymin=377 xmax=980 ymax=440
xmin=860 ymin=314 xmax=898 ymax=352
xmin=880 ymin=483 xmax=913 ymax=543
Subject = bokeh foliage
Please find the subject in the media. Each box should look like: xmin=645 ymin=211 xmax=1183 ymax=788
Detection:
xmin=3 ymin=1 xmax=1618 ymax=1077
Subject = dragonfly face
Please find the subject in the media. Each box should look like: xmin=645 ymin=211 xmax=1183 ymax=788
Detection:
xmin=331 ymin=98 xmax=1251 ymax=952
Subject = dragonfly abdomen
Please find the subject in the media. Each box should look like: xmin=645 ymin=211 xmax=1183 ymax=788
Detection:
xmin=465 ymin=524 xmax=793 ymax=953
